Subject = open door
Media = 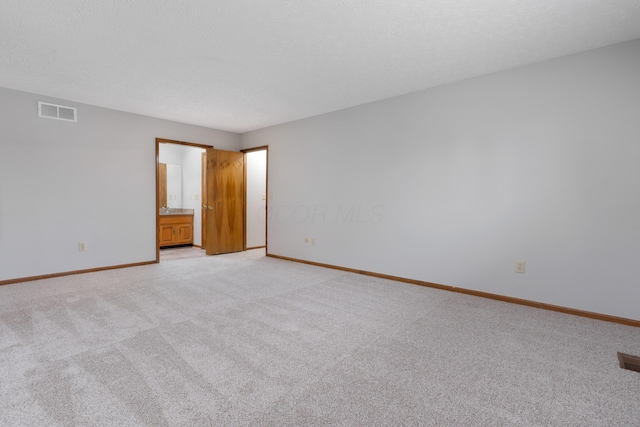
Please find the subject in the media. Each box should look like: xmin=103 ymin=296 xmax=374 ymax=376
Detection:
xmin=205 ymin=148 xmax=245 ymax=255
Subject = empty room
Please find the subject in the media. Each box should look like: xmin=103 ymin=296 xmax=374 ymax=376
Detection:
xmin=1 ymin=1 xmax=639 ymax=426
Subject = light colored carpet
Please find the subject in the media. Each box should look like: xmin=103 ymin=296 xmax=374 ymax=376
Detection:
xmin=1 ymin=249 xmax=639 ymax=426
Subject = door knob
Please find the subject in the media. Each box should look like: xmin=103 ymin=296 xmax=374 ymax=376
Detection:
xmin=207 ymin=206 xmax=213 ymax=210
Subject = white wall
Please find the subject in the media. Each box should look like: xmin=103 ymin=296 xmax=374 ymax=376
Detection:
xmin=0 ymin=87 xmax=239 ymax=281
xmin=158 ymin=143 xmax=185 ymax=165
xmin=241 ymin=39 xmax=640 ymax=321
xmin=245 ymin=150 xmax=267 ymax=248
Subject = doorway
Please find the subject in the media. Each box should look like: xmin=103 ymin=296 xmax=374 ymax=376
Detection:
xmin=156 ymin=139 xmax=268 ymax=261
xmin=156 ymin=138 xmax=210 ymax=262
xmin=243 ymin=147 xmax=268 ymax=250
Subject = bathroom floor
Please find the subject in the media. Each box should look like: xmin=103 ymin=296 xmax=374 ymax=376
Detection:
xmin=159 ymin=245 xmax=207 ymax=261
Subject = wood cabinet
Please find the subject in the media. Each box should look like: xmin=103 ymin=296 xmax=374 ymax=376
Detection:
xmin=159 ymin=215 xmax=193 ymax=247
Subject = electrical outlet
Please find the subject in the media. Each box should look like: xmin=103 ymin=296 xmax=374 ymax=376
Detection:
xmin=515 ymin=261 xmax=525 ymax=274
xmin=78 ymin=242 xmax=86 ymax=251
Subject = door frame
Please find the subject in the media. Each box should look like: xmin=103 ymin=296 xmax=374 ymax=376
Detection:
xmin=155 ymin=138 xmax=213 ymax=262
xmin=241 ymin=145 xmax=269 ymax=253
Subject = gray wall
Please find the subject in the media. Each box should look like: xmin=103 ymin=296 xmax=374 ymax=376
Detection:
xmin=0 ymin=88 xmax=240 ymax=281
xmin=241 ymin=39 xmax=640 ymax=321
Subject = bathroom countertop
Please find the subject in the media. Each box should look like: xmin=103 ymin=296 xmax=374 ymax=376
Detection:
xmin=159 ymin=208 xmax=194 ymax=216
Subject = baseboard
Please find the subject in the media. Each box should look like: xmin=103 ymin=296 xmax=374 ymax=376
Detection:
xmin=0 ymin=261 xmax=157 ymax=286
xmin=266 ymin=254 xmax=640 ymax=328
xmin=246 ymin=245 xmax=266 ymax=250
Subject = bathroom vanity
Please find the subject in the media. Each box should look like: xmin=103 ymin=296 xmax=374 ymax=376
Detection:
xmin=159 ymin=209 xmax=194 ymax=247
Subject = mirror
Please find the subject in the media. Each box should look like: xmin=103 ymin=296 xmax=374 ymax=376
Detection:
xmin=158 ymin=142 xmax=204 ymax=211
xmin=166 ymin=164 xmax=182 ymax=208
xmin=159 ymin=163 xmax=182 ymax=208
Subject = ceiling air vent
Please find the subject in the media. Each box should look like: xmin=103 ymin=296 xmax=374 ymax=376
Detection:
xmin=38 ymin=102 xmax=77 ymax=122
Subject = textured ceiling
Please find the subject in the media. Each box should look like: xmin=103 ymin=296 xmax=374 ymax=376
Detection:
xmin=1 ymin=1 xmax=640 ymax=133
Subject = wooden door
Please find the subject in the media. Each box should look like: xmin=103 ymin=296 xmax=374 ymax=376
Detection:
xmin=159 ymin=223 xmax=175 ymax=246
xmin=205 ymin=148 xmax=245 ymax=255
xmin=176 ymin=223 xmax=193 ymax=244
